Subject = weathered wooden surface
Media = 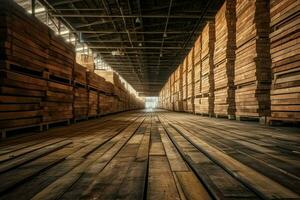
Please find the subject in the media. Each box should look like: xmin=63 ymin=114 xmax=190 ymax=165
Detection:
xmin=0 ymin=110 xmax=299 ymax=200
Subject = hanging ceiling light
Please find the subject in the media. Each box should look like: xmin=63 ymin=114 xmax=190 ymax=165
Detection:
xmin=135 ymin=17 xmax=141 ymax=24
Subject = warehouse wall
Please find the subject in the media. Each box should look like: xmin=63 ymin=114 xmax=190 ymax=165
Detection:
xmin=159 ymin=0 xmax=299 ymax=124
xmin=0 ymin=0 xmax=144 ymax=136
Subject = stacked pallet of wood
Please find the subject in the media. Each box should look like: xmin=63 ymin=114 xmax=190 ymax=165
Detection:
xmin=213 ymin=0 xmax=236 ymax=118
xmin=199 ymin=22 xmax=215 ymax=116
xmin=173 ymin=66 xmax=182 ymax=111
xmin=182 ymin=58 xmax=188 ymax=111
xmin=234 ymin=0 xmax=271 ymax=120
xmin=0 ymin=71 xmax=45 ymax=131
xmin=170 ymin=73 xmax=175 ymax=111
xmin=187 ymin=48 xmax=195 ymax=113
xmin=43 ymin=81 xmax=73 ymax=123
xmin=269 ymin=0 xmax=300 ymax=123
xmin=88 ymin=90 xmax=98 ymax=117
xmin=87 ymin=71 xmax=106 ymax=92
xmin=47 ymin=32 xmax=74 ymax=83
xmin=73 ymin=63 xmax=88 ymax=120
xmin=0 ymin=0 xmax=49 ymax=75
xmin=194 ymin=35 xmax=202 ymax=113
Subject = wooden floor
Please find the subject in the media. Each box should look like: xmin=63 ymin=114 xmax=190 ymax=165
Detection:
xmin=0 ymin=110 xmax=299 ymax=200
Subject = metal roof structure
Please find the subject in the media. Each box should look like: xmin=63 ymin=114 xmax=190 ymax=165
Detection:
xmin=18 ymin=0 xmax=224 ymax=96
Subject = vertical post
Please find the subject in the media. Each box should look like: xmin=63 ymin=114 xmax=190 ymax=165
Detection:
xmin=31 ymin=0 xmax=36 ymax=17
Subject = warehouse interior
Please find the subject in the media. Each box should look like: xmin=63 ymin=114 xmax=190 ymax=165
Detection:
xmin=0 ymin=0 xmax=299 ymax=199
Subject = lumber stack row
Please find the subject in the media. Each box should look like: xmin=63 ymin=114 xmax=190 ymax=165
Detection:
xmin=43 ymin=81 xmax=73 ymax=123
xmin=0 ymin=71 xmax=45 ymax=129
xmin=198 ymin=22 xmax=215 ymax=115
xmin=194 ymin=35 xmax=202 ymax=112
xmin=47 ymin=32 xmax=74 ymax=82
xmin=0 ymin=0 xmax=144 ymax=132
xmin=213 ymin=0 xmax=236 ymax=117
xmin=269 ymin=0 xmax=300 ymax=122
xmin=182 ymin=58 xmax=188 ymax=111
xmin=0 ymin=0 xmax=49 ymax=75
xmin=187 ymin=48 xmax=194 ymax=113
xmin=234 ymin=0 xmax=271 ymax=118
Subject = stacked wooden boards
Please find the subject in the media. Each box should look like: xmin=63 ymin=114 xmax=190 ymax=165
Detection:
xmin=234 ymin=0 xmax=271 ymax=119
xmin=159 ymin=0 xmax=299 ymax=125
xmin=213 ymin=0 xmax=236 ymax=118
xmin=199 ymin=22 xmax=215 ymax=116
xmin=182 ymin=58 xmax=188 ymax=111
xmin=0 ymin=0 xmax=144 ymax=135
xmin=47 ymin=32 xmax=74 ymax=83
xmin=0 ymin=0 xmax=49 ymax=75
xmin=0 ymin=71 xmax=45 ymax=130
xmin=194 ymin=35 xmax=202 ymax=113
xmin=173 ymin=66 xmax=182 ymax=111
xmin=269 ymin=0 xmax=300 ymax=123
xmin=187 ymin=48 xmax=195 ymax=113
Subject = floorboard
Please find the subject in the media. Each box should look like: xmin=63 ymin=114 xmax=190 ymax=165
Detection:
xmin=0 ymin=110 xmax=299 ymax=200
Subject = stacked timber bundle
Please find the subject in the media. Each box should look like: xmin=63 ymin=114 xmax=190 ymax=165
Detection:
xmin=0 ymin=71 xmax=45 ymax=131
xmin=76 ymin=54 xmax=95 ymax=72
xmin=187 ymin=48 xmax=195 ymax=113
xmin=173 ymin=66 xmax=182 ymax=111
xmin=182 ymin=58 xmax=188 ymax=111
xmin=47 ymin=31 xmax=74 ymax=83
xmin=194 ymin=35 xmax=202 ymax=113
xmin=0 ymin=0 xmax=49 ymax=75
xmin=99 ymin=94 xmax=114 ymax=115
xmin=199 ymin=22 xmax=215 ymax=116
xmin=87 ymin=71 xmax=107 ymax=92
xmin=234 ymin=0 xmax=271 ymax=121
xmin=73 ymin=63 xmax=88 ymax=121
xmin=88 ymin=90 xmax=98 ymax=117
xmin=170 ymin=73 xmax=175 ymax=111
xmin=213 ymin=0 xmax=236 ymax=118
xmin=269 ymin=0 xmax=300 ymax=123
xmin=43 ymin=81 xmax=73 ymax=123
xmin=73 ymin=86 xmax=88 ymax=121
xmin=74 ymin=63 xmax=87 ymax=86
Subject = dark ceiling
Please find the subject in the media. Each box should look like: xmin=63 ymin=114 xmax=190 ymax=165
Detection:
xmin=39 ymin=0 xmax=224 ymax=96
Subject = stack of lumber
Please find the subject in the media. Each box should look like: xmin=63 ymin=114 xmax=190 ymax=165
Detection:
xmin=187 ymin=48 xmax=195 ymax=113
xmin=95 ymin=70 xmax=123 ymax=96
xmin=194 ymin=35 xmax=202 ymax=113
xmin=74 ymin=63 xmax=87 ymax=86
xmin=213 ymin=0 xmax=236 ymax=118
xmin=73 ymin=63 xmax=88 ymax=120
xmin=182 ymin=58 xmax=188 ymax=111
xmin=87 ymin=71 xmax=107 ymax=92
xmin=199 ymin=22 xmax=215 ymax=115
xmin=0 ymin=0 xmax=49 ymax=75
xmin=88 ymin=90 xmax=98 ymax=117
xmin=269 ymin=0 xmax=300 ymax=122
xmin=43 ymin=81 xmax=73 ymax=123
xmin=0 ymin=71 xmax=45 ymax=129
xmin=73 ymin=86 xmax=88 ymax=120
xmin=173 ymin=66 xmax=182 ymax=111
xmin=99 ymin=94 xmax=114 ymax=115
xmin=234 ymin=0 xmax=271 ymax=119
xmin=47 ymin=31 xmax=74 ymax=83
xmin=76 ymin=54 xmax=95 ymax=72
xmin=170 ymin=73 xmax=175 ymax=111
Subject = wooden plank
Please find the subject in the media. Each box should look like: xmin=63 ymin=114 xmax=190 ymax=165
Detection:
xmin=173 ymin=124 xmax=299 ymax=199
xmin=146 ymin=155 xmax=181 ymax=200
xmin=175 ymin=171 xmax=212 ymax=200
